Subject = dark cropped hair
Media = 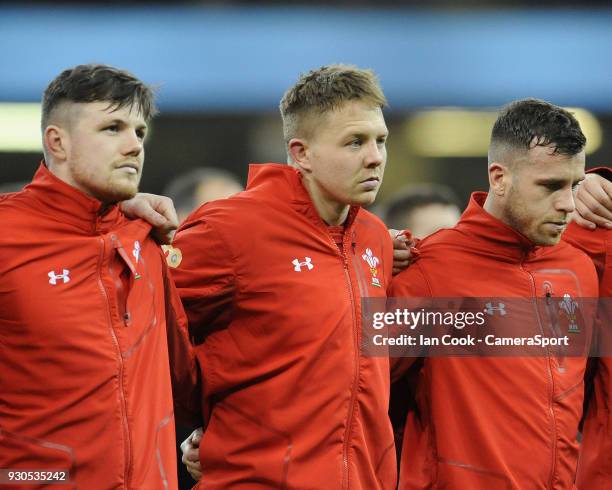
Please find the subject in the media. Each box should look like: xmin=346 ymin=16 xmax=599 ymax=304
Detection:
xmin=489 ymin=98 xmax=586 ymax=163
xmin=41 ymin=64 xmax=157 ymax=129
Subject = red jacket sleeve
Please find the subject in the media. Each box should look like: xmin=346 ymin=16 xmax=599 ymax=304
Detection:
xmin=390 ymin=260 xmax=434 ymax=298
xmin=569 ymin=167 xmax=612 ymax=489
xmin=170 ymin=215 xmax=236 ymax=344
xmin=388 ymin=262 xmax=433 ymax=382
xmin=563 ymin=224 xmax=608 ymax=286
xmin=162 ymin=257 xmax=202 ymax=426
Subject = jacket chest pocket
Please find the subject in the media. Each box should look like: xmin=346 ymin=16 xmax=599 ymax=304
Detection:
xmin=531 ymin=269 xmax=592 ymax=341
xmin=531 ymin=269 xmax=591 ymax=390
xmin=107 ymin=236 xmax=158 ymax=354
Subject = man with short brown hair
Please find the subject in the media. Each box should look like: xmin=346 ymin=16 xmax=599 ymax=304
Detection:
xmin=0 ymin=64 xmax=199 ymax=490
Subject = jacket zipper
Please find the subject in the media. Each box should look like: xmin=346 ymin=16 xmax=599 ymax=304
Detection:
xmin=534 ymin=268 xmax=585 ymax=488
xmin=529 ymin=269 xmax=582 ymax=488
xmin=341 ymin=255 xmax=359 ymax=490
xmin=325 ymin=227 xmax=360 ymax=490
xmin=522 ymin=261 xmax=556 ymax=489
xmin=98 ymin=235 xmax=132 ymax=487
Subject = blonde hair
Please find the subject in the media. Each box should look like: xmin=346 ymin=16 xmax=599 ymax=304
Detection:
xmin=279 ymin=64 xmax=387 ymax=146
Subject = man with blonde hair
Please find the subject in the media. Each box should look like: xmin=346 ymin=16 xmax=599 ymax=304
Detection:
xmin=171 ymin=64 xmax=397 ymax=489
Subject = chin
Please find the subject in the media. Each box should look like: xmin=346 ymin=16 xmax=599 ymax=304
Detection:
xmin=98 ymin=186 xmax=138 ymax=204
xmin=115 ymin=188 xmax=138 ymax=202
xmin=352 ymin=192 xmax=378 ymax=207
xmin=533 ymin=235 xmax=561 ymax=247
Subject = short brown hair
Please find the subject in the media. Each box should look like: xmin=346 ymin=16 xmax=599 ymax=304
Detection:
xmin=279 ymin=64 xmax=387 ymax=145
xmin=41 ymin=64 xmax=157 ymax=130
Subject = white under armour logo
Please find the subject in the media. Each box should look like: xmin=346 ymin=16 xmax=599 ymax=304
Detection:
xmin=48 ymin=269 xmax=70 ymax=285
xmin=484 ymin=302 xmax=506 ymax=316
xmin=133 ymin=240 xmax=141 ymax=263
xmin=292 ymin=257 xmax=314 ymax=272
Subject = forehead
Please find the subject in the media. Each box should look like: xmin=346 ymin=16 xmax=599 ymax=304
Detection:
xmin=520 ymin=145 xmax=585 ymax=178
xmin=71 ymin=101 xmax=146 ymax=125
xmin=314 ymin=100 xmax=387 ymax=137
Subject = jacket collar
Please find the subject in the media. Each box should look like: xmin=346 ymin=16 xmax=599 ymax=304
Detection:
xmin=245 ymin=163 xmax=361 ymax=229
xmin=24 ymin=162 xmax=123 ymax=234
xmin=456 ymin=192 xmax=541 ymax=263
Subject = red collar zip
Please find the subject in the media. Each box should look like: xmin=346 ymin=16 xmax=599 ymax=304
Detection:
xmin=245 ymin=162 xmax=361 ymax=243
xmin=24 ymin=162 xmax=122 ymax=235
xmin=455 ymin=191 xmax=542 ymax=263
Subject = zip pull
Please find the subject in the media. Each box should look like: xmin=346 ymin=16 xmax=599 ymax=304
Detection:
xmin=542 ymin=280 xmax=566 ymax=372
xmin=543 ymin=281 xmax=554 ymax=304
xmin=112 ymin=236 xmax=141 ymax=280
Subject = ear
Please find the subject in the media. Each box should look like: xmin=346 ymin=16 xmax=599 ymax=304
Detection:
xmin=43 ymin=125 xmax=69 ymax=163
xmin=488 ymin=162 xmax=510 ymax=197
xmin=288 ymin=138 xmax=311 ymax=173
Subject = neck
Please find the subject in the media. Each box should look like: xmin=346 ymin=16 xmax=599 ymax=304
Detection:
xmin=47 ymin=160 xmax=82 ymax=196
xmin=483 ymin=191 xmax=507 ymax=224
xmin=302 ymin=176 xmax=350 ymax=226
xmin=46 ymin=159 xmax=113 ymax=206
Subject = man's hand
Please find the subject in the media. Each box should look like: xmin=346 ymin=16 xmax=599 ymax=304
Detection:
xmin=389 ymin=229 xmax=418 ymax=275
xmin=120 ymin=193 xmax=179 ymax=244
xmin=180 ymin=427 xmax=203 ymax=481
xmin=574 ymin=173 xmax=612 ymax=230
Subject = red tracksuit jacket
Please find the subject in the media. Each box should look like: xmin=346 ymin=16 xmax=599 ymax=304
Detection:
xmin=0 ymin=164 xmax=200 ymax=489
xmin=391 ymin=192 xmax=598 ymax=489
xmin=563 ymin=166 xmax=612 ymax=489
xmin=171 ymin=163 xmax=396 ymax=489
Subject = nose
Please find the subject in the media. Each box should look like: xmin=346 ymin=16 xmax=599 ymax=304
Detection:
xmin=365 ymin=140 xmax=384 ymax=168
xmin=122 ymin=130 xmax=143 ymax=157
xmin=555 ymin=187 xmax=576 ymax=214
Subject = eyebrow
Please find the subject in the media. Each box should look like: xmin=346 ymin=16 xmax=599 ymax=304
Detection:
xmin=343 ymin=130 xmax=388 ymax=139
xmin=103 ymin=118 xmax=147 ymax=131
xmin=536 ymin=176 xmax=584 ymax=186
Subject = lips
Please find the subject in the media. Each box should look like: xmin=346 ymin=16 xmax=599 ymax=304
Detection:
xmin=547 ymin=221 xmax=568 ymax=233
xmin=117 ymin=162 xmax=140 ymax=173
xmin=361 ymin=177 xmax=380 ymax=183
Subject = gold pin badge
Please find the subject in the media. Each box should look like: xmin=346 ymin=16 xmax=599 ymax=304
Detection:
xmin=162 ymin=245 xmax=183 ymax=268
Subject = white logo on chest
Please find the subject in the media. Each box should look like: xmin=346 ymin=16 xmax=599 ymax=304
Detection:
xmin=292 ymin=257 xmax=314 ymax=272
xmin=484 ymin=302 xmax=506 ymax=316
xmin=48 ymin=269 xmax=70 ymax=285
xmin=559 ymin=293 xmax=580 ymax=333
xmin=362 ymin=248 xmax=382 ymax=287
